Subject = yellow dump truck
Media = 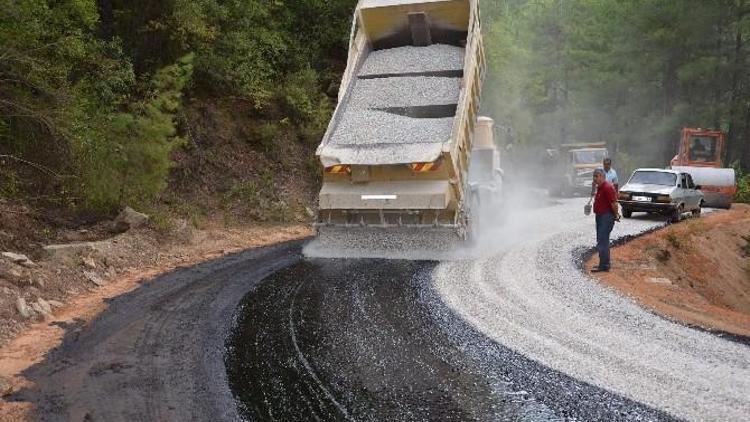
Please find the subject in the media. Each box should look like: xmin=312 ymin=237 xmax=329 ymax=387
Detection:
xmin=546 ymin=143 xmax=609 ymax=196
xmin=314 ymin=0 xmax=486 ymax=242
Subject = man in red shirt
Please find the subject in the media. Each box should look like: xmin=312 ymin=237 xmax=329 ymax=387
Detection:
xmin=592 ymin=168 xmax=621 ymax=272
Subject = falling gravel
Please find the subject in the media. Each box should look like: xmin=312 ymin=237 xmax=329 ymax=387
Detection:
xmin=432 ymin=198 xmax=750 ymax=421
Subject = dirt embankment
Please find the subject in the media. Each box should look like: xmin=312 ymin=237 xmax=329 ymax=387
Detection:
xmin=588 ymin=204 xmax=750 ymax=337
xmin=0 ymin=205 xmax=311 ymax=349
xmin=0 ymin=217 xmax=309 ymax=413
xmin=0 ymin=97 xmax=323 ymax=349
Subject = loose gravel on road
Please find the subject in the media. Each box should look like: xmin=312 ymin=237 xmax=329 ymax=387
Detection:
xmin=227 ymin=258 xmax=674 ymax=421
xmin=7 ymin=200 xmax=748 ymax=421
xmin=434 ymin=199 xmax=750 ymax=421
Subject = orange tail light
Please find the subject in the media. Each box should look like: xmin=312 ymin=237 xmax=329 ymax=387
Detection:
xmin=325 ymin=165 xmax=351 ymax=174
xmin=409 ymin=162 xmax=441 ymax=172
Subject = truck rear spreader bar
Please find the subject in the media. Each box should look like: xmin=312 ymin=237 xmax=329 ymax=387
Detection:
xmin=313 ymin=208 xmax=471 ymax=242
xmin=315 ymin=208 xmax=465 ymax=228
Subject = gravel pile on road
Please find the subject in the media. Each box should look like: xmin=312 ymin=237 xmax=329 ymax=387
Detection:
xmin=432 ymin=199 xmax=750 ymax=421
xmin=359 ymin=44 xmax=465 ymax=76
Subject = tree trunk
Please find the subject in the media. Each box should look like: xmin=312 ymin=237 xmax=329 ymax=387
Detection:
xmin=727 ymin=1 xmax=748 ymax=165
xmin=742 ymin=100 xmax=750 ymax=171
xmin=97 ymin=0 xmax=115 ymax=39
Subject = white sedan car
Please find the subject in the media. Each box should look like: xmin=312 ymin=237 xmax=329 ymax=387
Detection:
xmin=618 ymin=168 xmax=704 ymax=223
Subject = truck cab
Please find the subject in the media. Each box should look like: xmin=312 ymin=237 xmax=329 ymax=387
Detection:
xmin=547 ymin=143 xmax=608 ymax=196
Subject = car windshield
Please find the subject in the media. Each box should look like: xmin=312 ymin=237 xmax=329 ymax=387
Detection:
xmin=628 ymin=171 xmax=677 ymax=186
xmin=572 ymin=149 xmax=607 ymax=165
xmin=688 ymin=136 xmax=718 ymax=162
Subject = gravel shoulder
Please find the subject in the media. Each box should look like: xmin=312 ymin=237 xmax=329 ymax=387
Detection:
xmin=434 ymin=199 xmax=750 ymax=421
xmin=588 ymin=204 xmax=750 ymax=337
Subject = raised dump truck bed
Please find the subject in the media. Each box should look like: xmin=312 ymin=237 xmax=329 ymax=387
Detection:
xmin=315 ymin=0 xmax=485 ymax=238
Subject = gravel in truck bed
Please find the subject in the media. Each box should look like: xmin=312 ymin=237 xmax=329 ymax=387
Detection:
xmin=322 ymin=44 xmax=465 ymax=162
xmin=348 ymin=76 xmax=460 ymax=110
xmin=328 ymin=109 xmax=454 ymax=146
xmin=359 ymin=44 xmax=465 ymax=77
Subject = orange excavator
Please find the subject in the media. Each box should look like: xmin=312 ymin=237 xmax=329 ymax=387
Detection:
xmin=670 ymin=127 xmax=737 ymax=209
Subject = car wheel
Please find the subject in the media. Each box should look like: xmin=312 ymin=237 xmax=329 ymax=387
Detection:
xmin=692 ymin=203 xmax=702 ymax=217
xmin=622 ymin=208 xmax=633 ymax=218
xmin=670 ymin=206 xmax=683 ymax=224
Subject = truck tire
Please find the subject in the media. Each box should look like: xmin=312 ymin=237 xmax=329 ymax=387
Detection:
xmin=622 ymin=208 xmax=633 ymax=218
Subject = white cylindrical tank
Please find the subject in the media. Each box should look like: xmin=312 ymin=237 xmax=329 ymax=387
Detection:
xmin=672 ymin=166 xmax=735 ymax=187
xmin=474 ymin=116 xmax=494 ymax=149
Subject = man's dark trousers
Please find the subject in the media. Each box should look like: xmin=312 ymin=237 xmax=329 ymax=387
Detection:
xmin=595 ymin=212 xmax=615 ymax=269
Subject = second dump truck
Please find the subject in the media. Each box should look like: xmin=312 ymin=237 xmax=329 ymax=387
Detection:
xmin=545 ymin=143 xmax=609 ymax=196
xmin=314 ymin=0 xmax=487 ymax=244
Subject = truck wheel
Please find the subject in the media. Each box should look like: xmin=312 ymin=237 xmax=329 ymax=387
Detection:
xmin=622 ymin=208 xmax=632 ymax=218
xmin=670 ymin=206 xmax=683 ymax=224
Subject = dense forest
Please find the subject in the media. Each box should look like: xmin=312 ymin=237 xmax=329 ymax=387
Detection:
xmin=1 ymin=0 xmax=748 ymax=217
xmin=482 ymin=0 xmax=750 ymax=184
xmin=1 ymin=0 xmax=357 ymax=216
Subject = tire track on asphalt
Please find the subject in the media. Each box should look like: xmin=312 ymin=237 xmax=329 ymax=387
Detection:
xmin=227 ymin=254 xmax=677 ymax=421
xmin=289 ymin=279 xmax=354 ymax=421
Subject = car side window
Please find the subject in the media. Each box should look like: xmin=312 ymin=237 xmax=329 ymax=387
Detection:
xmin=686 ymin=174 xmax=695 ymax=189
xmin=679 ymin=174 xmax=687 ymax=188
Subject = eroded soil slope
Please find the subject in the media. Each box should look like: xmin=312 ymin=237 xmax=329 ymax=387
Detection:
xmin=589 ymin=204 xmax=750 ymax=337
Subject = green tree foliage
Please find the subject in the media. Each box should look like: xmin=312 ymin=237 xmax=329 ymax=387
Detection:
xmin=99 ymin=0 xmax=355 ymax=107
xmin=1 ymin=0 xmax=356 ymax=212
xmin=75 ymin=55 xmax=193 ymax=210
xmin=0 ymin=0 xmax=129 ymax=154
xmin=484 ymin=0 xmax=750 ymax=172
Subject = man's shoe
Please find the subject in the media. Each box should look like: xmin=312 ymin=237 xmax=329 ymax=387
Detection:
xmin=591 ymin=267 xmax=610 ymax=273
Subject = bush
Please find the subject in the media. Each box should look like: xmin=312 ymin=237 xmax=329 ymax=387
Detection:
xmin=733 ymin=162 xmax=750 ymax=203
xmin=736 ymin=173 xmax=750 ymax=203
xmin=245 ymin=121 xmax=281 ymax=156
xmin=75 ymin=55 xmax=194 ymax=212
xmin=0 ymin=167 xmax=19 ymax=199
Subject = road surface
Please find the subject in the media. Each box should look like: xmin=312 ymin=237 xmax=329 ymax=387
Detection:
xmin=9 ymin=199 xmax=750 ymax=421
